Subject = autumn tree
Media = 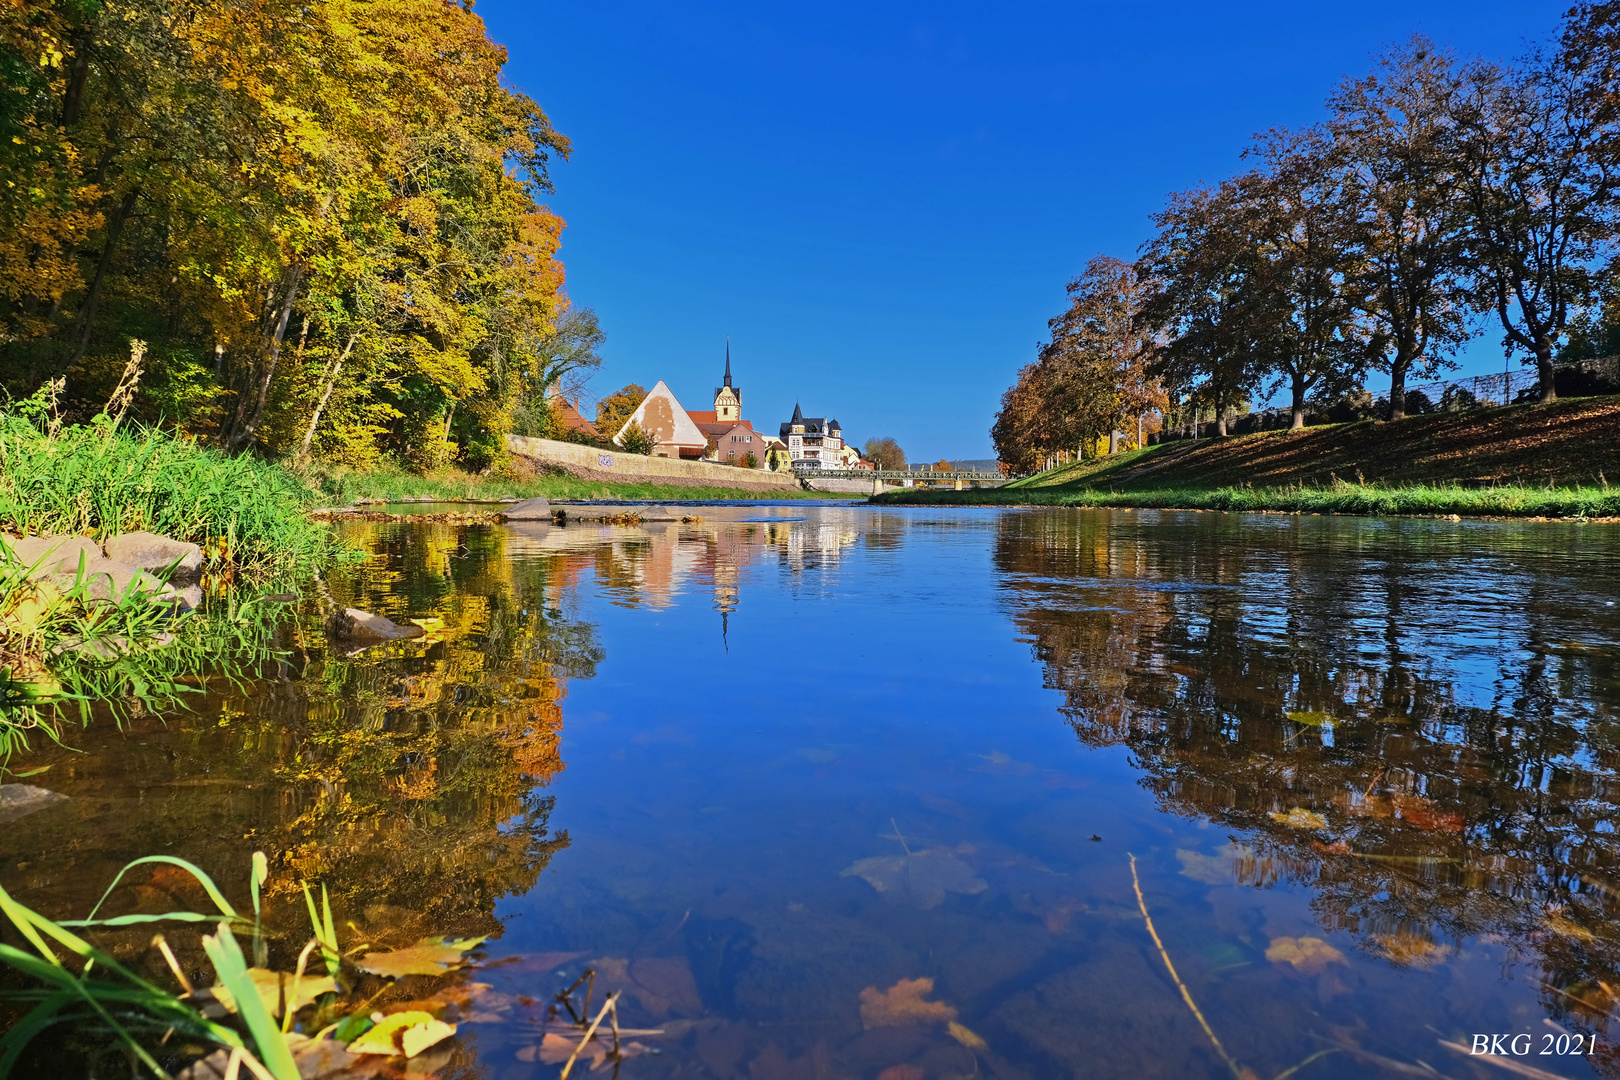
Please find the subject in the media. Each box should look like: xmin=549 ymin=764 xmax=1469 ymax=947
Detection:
xmin=1329 ymin=38 xmax=1477 ymax=419
xmin=1451 ymin=17 xmax=1619 ymax=402
xmin=862 ymin=436 xmax=906 ymax=470
xmin=595 ymin=384 xmax=646 ymax=438
xmin=1140 ymin=185 xmax=1264 ymax=436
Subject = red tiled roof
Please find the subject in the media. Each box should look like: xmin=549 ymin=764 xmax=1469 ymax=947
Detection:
xmin=686 ymin=410 xmax=718 ymax=424
xmin=557 ymin=397 xmax=600 ymax=438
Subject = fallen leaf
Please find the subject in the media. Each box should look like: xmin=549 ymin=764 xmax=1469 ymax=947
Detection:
xmin=877 ymin=1067 xmax=924 ymax=1080
xmin=1269 ymin=808 xmax=1328 ymax=830
xmin=1370 ymin=931 xmax=1447 ymax=967
xmin=527 ymin=1031 xmax=608 ymax=1067
xmin=1391 ymin=793 xmax=1465 ymax=833
xmin=841 ymin=847 xmax=988 ymax=909
xmin=859 ymin=977 xmax=958 ymax=1029
xmin=355 ymin=936 xmax=486 ymax=978
xmin=1544 ymin=914 xmax=1598 ymax=943
xmin=346 ymin=1010 xmax=456 ymax=1057
xmin=1265 ymin=937 xmax=1346 ymax=975
xmin=211 ymin=969 xmax=337 ymax=1018
xmin=948 ymin=1021 xmax=988 ymax=1050
xmin=1286 ymin=710 xmax=1333 ymax=727
xmin=283 ymin=1032 xmax=364 ymax=1078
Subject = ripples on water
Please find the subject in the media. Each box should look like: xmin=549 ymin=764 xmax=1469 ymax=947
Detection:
xmin=5 ymin=506 xmax=1620 ymax=1079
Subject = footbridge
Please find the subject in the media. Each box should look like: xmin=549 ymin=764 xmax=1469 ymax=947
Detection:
xmin=793 ymin=468 xmax=1009 ymax=495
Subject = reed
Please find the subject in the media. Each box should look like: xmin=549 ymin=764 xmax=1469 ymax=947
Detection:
xmin=0 ymin=389 xmax=333 ymax=579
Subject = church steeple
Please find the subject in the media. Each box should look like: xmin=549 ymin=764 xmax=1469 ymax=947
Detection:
xmin=713 ymin=340 xmax=742 ymax=422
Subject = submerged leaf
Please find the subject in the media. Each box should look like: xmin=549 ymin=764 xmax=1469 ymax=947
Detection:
xmin=859 ymin=977 xmax=958 ymax=1029
xmin=356 ymin=935 xmax=487 ymax=978
xmin=1286 ymin=710 xmax=1333 ymax=727
xmin=1269 ymin=808 xmax=1328 ymax=830
xmin=841 ymin=847 xmax=987 ymax=909
xmin=347 ymin=1010 xmax=456 ymax=1056
xmin=1265 ymin=936 xmax=1346 ymax=974
xmin=948 ymin=1021 xmax=988 ymax=1050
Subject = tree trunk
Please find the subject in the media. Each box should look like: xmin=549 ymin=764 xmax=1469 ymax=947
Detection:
xmin=1536 ymin=347 xmax=1557 ymax=404
xmin=1290 ymin=372 xmax=1307 ymax=431
xmin=298 ymin=333 xmax=357 ymax=459
xmin=1215 ymin=404 xmax=1228 ymax=437
xmin=1389 ymin=356 xmax=1409 ymax=421
xmin=66 ymin=188 xmax=140 ymax=368
xmin=230 ymin=267 xmax=304 ymax=451
xmin=1108 ymin=430 xmax=1119 ymax=455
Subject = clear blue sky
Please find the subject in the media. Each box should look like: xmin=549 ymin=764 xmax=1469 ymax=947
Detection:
xmin=481 ymin=1 xmax=1568 ymax=462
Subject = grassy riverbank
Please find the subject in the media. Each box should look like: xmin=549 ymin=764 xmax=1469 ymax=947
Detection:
xmin=876 ymin=479 xmax=1620 ymax=518
xmin=878 ymin=396 xmax=1620 ymax=518
xmin=309 ymin=462 xmax=840 ymax=504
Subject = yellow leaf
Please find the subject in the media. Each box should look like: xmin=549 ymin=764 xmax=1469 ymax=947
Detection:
xmin=212 ymin=968 xmax=336 ymax=1017
xmin=346 ymin=1010 xmax=456 ymax=1056
xmin=1286 ymin=710 xmax=1332 ymax=727
xmin=1269 ymin=808 xmax=1328 ymax=830
xmin=1265 ymin=936 xmax=1346 ymax=974
xmin=356 ymin=935 xmax=486 ymax=978
xmin=948 ymin=1021 xmax=988 ymax=1050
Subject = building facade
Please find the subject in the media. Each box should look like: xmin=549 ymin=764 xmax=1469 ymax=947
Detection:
xmin=778 ymin=404 xmax=845 ymax=469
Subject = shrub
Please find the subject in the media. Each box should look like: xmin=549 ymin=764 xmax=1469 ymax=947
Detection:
xmin=619 ymin=421 xmax=654 ymax=455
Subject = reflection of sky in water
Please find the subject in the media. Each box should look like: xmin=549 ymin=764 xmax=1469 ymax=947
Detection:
xmin=6 ymin=506 xmax=1620 ymax=1078
xmin=472 ymin=507 xmax=1620 ymax=1078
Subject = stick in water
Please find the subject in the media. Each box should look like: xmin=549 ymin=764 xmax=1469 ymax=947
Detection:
xmin=1129 ymin=853 xmax=1246 ymax=1080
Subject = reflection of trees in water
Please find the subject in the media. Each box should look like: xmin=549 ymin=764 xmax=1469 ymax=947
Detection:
xmin=994 ymin=511 xmax=1620 ymax=1032
xmin=242 ymin=522 xmax=605 ymax=941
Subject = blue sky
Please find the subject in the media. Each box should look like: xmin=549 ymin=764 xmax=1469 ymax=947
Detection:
xmin=482 ymin=1 xmax=1568 ymax=461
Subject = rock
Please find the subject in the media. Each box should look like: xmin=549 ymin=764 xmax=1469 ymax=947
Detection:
xmin=1 ymin=535 xmax=102 ymax=578
xmin=59 ymin=631 xmax=176 ymax=659
xmin=52 ymin=559 xmax=168 ymax=603
xmin=0 ymin=783 xmax=68 ymax=825
xmin=103 ymin=531 xmax=204 ymax=584
xmin=155 ymin=584 xmax=204 ymax=613
xmin=326 ymin=607 xmax=424 ymax=645
xmin=637 ymin=505 xmax=684 ymax=522
xmin=502 ymin=496 xmax=553 ymax=521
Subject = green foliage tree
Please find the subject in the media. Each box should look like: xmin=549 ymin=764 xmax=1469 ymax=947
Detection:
xmin=618 ymin=420 xmax=654 ymax=455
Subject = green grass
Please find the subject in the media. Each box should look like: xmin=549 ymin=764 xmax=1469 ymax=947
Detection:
xmin=308 ymin=461 xmax=844 ymax=504
xmin=873 ymin=480 xmax=1620 ymax=518
xmin=0 ymin=408 xmax=332 ymax=578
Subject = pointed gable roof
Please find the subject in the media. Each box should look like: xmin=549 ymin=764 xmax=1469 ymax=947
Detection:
xmin=617 ymin=380 xmax=708 ymax=449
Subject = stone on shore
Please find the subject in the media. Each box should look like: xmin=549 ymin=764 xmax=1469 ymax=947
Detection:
xmin=103 ymin=531 xmax=204 ymax=584
xmin=1 ymin=534 xmax=102 ymax=576
xmin=326 ymin=607 xmax=425 ymax=645
xmin=0 ymin=784 xmax=68 ymax=825
xmin=503 ymin=496 xmax=553 ymax=521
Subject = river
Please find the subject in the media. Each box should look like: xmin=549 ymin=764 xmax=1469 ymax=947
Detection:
xmin=6 ymin=505 xmax=1620 ymax=1079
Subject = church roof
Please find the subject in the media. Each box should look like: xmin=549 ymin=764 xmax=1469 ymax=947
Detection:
xmin=617 ymin=380 xmax=708 ymax=449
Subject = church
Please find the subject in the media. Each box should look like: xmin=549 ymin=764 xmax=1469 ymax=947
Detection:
xmin=612 ymin=344 xmax=784 ymax=466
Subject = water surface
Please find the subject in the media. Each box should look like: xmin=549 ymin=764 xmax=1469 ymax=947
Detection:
xmin=7 ymin=506 xmax=1620 ymax=1079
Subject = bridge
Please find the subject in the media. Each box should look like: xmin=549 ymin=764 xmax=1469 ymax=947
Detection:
xmin=791 ymin=468 xmax=1010 ymax=494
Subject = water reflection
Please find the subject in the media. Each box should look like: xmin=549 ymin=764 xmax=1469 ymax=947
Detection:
xmin=7 ymin=507 xmax=1620 ymax=1079
xmin=994 ymin=510 xmax=1620 ymax=1035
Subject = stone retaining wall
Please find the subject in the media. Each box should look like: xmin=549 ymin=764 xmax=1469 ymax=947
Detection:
xmin=506 ymin=435 xmax=804 ymax=493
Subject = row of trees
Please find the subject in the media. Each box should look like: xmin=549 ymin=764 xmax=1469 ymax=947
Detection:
xmin=1 ymin=0 xmax=577 ymax=470
xmin=994 ymin=2 xmax=1620 ymax=472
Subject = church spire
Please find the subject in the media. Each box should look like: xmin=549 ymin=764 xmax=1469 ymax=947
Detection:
xmin=724 ymin=339 xmax=732 ymax=387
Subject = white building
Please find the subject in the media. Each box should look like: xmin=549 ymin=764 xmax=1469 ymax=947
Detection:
xmin=778 ymin=403 xmax=846 ymax=470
